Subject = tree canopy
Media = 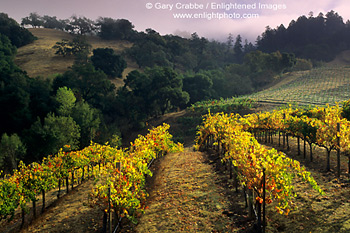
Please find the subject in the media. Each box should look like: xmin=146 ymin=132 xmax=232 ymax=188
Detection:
xmin=257 ymin=10 xmax=350 ymax=61
xmin=91 ymin=48 xmax=127 ymax=78
xmin=0 ymin=13 xmax=36 ymax=47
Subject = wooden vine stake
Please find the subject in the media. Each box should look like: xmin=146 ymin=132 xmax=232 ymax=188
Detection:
xmin=337 ymin=123 xmax=341 ymax=178
xmin=32 ymin=199 xmax=36 ymax=219
xmin=57 ymin=179 xmax=61 ymax=199
xmin=21 ymin=208 xmax=25 ymax=229
xmin=42 ymin=190 xmax=45 ymax=213
xmin=262 ymin=168 xmax=266 ymax=233
xmin=66 ymin=176 xmax=69 ymax=194
xmin=108 ymin=186 xmax=112 ymax=233
xmin=71 ymin=170 xmax=74 ymax=190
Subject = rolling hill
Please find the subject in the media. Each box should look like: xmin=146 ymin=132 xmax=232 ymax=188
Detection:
xmin=244 ymin=65 xmax=350 ymax=106
xmin=14 ymin=28 xmax=350 ymax=107
xmin=14 ymin=28 xmax=137 ymax=87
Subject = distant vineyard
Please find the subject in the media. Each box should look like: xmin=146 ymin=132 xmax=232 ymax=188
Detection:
xmin=246 ymin=66 xmax=350 ymax=106
xmin=189 ymin=98 xmax=255 ymax=114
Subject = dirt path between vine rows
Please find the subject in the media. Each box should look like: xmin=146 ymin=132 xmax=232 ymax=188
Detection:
xmin=19 ymin=181 xmax=103 ymax=233
xmin=133 ymin=148 xmax=252 ymax=233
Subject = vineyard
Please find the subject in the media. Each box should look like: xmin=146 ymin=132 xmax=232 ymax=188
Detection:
xmin=246 ymin=66 xmax=350 ymax=106
xmin=0 ymin=123 xmax=183 ymax=232
xmin=3 ymin=98 xmax=350 ymax=232
xmin=194 ymin=101 xmax=350 ymax=232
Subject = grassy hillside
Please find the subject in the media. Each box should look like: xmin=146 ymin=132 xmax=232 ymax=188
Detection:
xmin=328 ymin=50 xmax=350 ymax=66
xmin=14 ymin=28 xmax=137 ymax=87
xmin=244 ymin=66 xmax=350 ymax=106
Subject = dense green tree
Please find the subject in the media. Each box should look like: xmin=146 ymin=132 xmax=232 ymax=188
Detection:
xmin=27 ymin=76 xmax=55 ymax=121
xmin=25 ymin=113 xmax=80 ymax=160
xmin=0 ymin=13 xmax=35 ymax=47
xmin=66 ymin=16 xmax=96 ymax=35
xmin=199 ymin=69 xmax=226 ymax=98
xmin=54 ymin=86 xmax=101 ymax=148
xmin=71 ymin=101 xmax=101 ymax=148
xmin=52 ymin=36 xmax=91 ymax=59
xmin=0 ymin=133 xmax=26 ymax=174
xmin=183 ymin=73 xmax=213 ymax=104
xmin=96 ymin=17 xmax=135 ymax=40
xmin=0 ymin=34 xmax=55 ymax=135
xmin=224 ymin=64 xmax=253 ymax=95
xmin=257 ymin=10 xmax=350 ymax=61
xmin=21 ymin=12 xmax=43 ymax=28
xmin=0 ymin=72 xmax=31 ymax=135
xmin=233 ymin=34 xmax=243 ymax=63
xmin=55 ymin=86 xmax=76 ymax=116
xmin=120 ymin=67 xmax=189 ymax=126
xmin=127 ymin=40 xmax=171 ymax=68
xmin=0 ymin=34 xmax=17 ymax=74
xmin=147 ymin=67 xmax=189 ymax=115
xmin=41 ymin=15 xmax=68 ymax=30
xmin=53 ymin=63 xmax=116 ymax=114
xmin=91 ymin=48 xmax=127 ymax=78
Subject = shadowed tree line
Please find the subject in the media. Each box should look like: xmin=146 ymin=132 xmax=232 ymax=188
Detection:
xmin=257 ymin=10 xmax=350 ymax=62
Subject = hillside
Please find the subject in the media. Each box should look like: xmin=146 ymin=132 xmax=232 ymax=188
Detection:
xmin=14 ymin=28 xmax=137 ymax=87
xmin=328 ymin=50 xmax=350 ymax=66
xmin=245 ymin=66 xmax=350 ymax=106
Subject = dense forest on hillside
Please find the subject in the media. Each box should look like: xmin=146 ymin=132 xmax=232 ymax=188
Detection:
xmin=257 ymin=11 xmax=350 ymax=61
xmin=0 ymin=10 xmax=348 ymax=173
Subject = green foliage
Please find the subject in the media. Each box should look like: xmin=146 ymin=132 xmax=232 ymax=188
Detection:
xmin=96 ymin=17 xmax=135 ymax=40
xmin=0 ymin=35 xmax=56 ymax=136
xmin=71 ymin=101 xmax=101 ymax=148
xmin=21 ymin=12 xmax=43 ymax=28
xmin=0 ymin=34 xmax=18 ymax=75
xmin=53 ymin=63 xmax=115 ymax=114
xmin=243 ymin=50 xmax=295 ymax=88
xmin=183 ymin=73 xmax=213 ymax=104
xmin=224 ymin=64 xmax=253 ymax=95
xmin=41 ymin=15 xmax=67 ymax=30
xmin=0 ymin=133 xmax=26 ymax=173
xmin=66 ymin=16 xmax=96 ymax=35
xmin=26 ymin=113 xmax=80 ymax=159
xmin=190 ymin=98 xmax=255 ymax=114
xmin=109 ymin=134 xmax=122 ymax=148
xmin=0 ymin=13 xmax=36 ymax=47
xmin=127 ymin=40 xmax=171 ymax=68
xmin=126 ymin=29 xmax=248 ymax=71
xmin=119 ymin=67 xmax=189 ymax=126
xmin=257 ymin=10 xmax=350 ymax=61
xmin=91 ymin=48 xmax=127 ymax=78
xmin=55 ymin=86 xmax=76 ymax=116
xmin=27 ymin=76 xmax=56 ymax=120
xmin=0 ymin=71 xmax=32 ymax=134
xmin=341 ymin=100 xmax=350 ymax=121
xmin=52 ymin=36 xmax=91 ymax=58
xmin=292 ymin=58 xmax=313 ymax=71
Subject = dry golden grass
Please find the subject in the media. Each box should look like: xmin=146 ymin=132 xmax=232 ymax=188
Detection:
xmin=14 ymin=28 xmax=138 ymax=85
